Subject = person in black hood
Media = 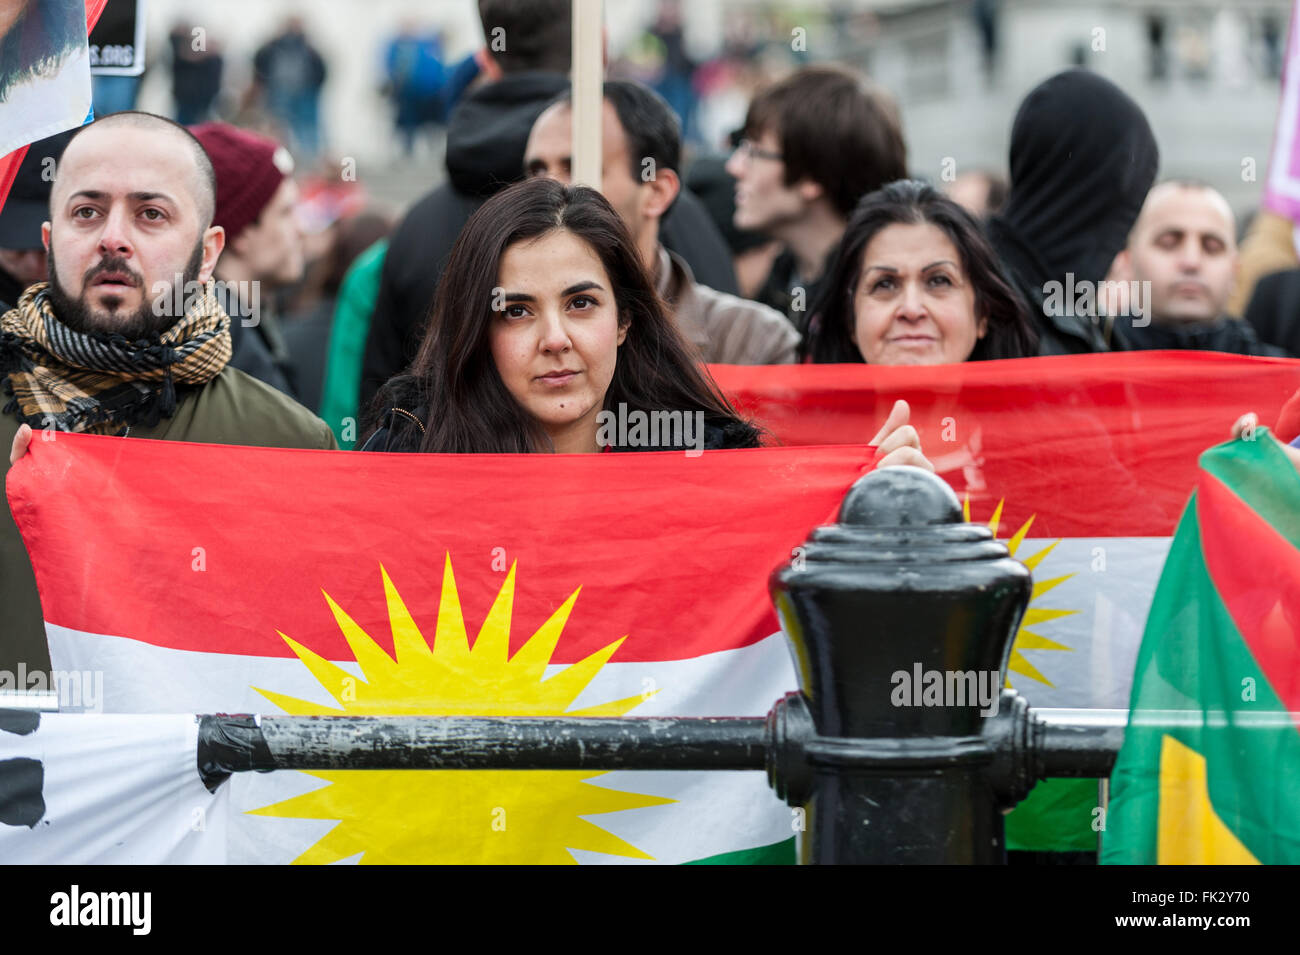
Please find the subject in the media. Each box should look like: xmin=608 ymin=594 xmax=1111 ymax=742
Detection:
xmin=1244 ymin=267 xmax=1300 ymax=357
xmin=987 ymin=69 xmax=1160 ymax=355
xmin=359 ymin=0 xmax=738 ymax=410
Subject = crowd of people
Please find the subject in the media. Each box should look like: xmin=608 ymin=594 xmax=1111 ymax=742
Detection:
xmin=1 ymin=0 xmax=1298 ymax=676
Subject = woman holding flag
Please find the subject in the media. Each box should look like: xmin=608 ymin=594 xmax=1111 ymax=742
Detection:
xmin=803 ymin=179 xmax=1037 ymax=366
xmin=360 ymin=176 xmax=931 ymax=467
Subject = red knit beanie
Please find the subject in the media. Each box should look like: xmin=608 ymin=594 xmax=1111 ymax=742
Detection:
xmin=189 ymin=123 xmax=295 ymax=241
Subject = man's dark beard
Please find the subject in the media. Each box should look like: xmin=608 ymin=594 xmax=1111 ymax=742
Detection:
xmin=46 ymin=241 xmax=206 ymax=341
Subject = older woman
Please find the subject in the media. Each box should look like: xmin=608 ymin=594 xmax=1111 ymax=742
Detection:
xmin=805 ymin=179 xmax=1037 ymax=365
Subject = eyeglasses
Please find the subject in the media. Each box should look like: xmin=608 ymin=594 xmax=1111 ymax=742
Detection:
xmin=731 ymin=138 xmax=783 ymax=162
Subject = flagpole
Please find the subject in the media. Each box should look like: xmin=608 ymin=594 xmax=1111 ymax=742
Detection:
xmin=570 ymin=0 xmax=603 ymax=190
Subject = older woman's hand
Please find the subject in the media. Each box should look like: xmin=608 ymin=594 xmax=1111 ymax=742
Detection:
xmin=1231 ymin=412 xmax=1300 ymax=473
xmin=870 ymin=399 xmax=934 ymax=472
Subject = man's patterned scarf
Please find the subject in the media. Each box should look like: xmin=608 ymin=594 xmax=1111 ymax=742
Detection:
xmin=0 ymin=282 xmax=232 ymax=435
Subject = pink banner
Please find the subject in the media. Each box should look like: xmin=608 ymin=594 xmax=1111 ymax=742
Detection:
xmin=1266 ymin=2 xmax=1300 ymax=219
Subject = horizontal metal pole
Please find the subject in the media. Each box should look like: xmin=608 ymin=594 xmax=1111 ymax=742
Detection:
xmin=1033 ymin=708 xmax=1127 ymax=778
xmin=214 ymin=715 xmax=770 ymax=773
xmin=197 ymin=706 xmax=1300 ymax=792
xmin=1029 ymin=707 xmax=1300 ymax=779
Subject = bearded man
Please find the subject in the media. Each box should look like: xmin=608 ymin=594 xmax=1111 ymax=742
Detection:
xmin=0 ymin=111 xmax=335 ymax=680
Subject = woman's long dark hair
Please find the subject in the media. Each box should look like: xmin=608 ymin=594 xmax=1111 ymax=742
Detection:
xmin=366 ymin=177 xmax=759 ymax=452
xmin=805 ymin=179 xmax=1038 ymax=363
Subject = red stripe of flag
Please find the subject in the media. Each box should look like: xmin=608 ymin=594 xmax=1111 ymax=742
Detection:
xmin=1196 ymin=468 xmax=1300 ymax=726
xmin=711 ymin=352 xmax=1300 ymax=538
xmin=0 ymin=146 xmax=30 ymax=218
xmin=7 ymin=433 xmax=870 ymax=664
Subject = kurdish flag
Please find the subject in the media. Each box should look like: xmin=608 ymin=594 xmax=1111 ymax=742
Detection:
xmin=7 ymin=433 xmax=872 ymax=865
xmin=711 ymin=351 xmax=1300 ymax=850
xmin=1103 ymin=429 xmax=1300 ymax=864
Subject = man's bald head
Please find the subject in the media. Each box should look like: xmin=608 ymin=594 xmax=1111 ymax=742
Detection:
xmin=54 ymin=111 xmax=217 ymax=230
xmin=1125 ymin=180 xmax=1239 ymax=324
xmin=1131 ymin=180 xmax=1236 ymax=241
xmin=40 ymin=111 xmax=227 ymax=340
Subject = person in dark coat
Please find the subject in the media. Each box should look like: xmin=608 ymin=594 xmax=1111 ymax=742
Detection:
xmin=986 ymin=69 xmax=1160 ymax=355
xmin=252 ymin=17 xmax=327 ymax=158
xmin=1112 ymin=180 xmax=1287 ymax=356
xmin=358 ymin=0 xmax=737 ymax=411
xmin=0 ymin=130 xmax=73 ymax=312
xmin=169 ymin=20 xmax=224 ymax=125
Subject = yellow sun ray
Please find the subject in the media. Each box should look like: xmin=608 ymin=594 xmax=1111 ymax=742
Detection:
xmin=253 ymin=689 xmax=345 ymax=717
xmin=987 ymin=499 xmax=1004 ymax=539
xmin=1015 ymin=628 xmax=1073 ymax=652
xmin=537 ymin=635 xmax=628 ymax=706
xmin=382 ymin=565 xmax=434 ymax=666
xmin=508 ymin=588 xmax=580 ymax=681
xmin=472 ymin=561 xmax=517 ymax=662
xmin=432 ymin=553 xmax=471 ymax=666
xmin=250 ymin=557 xmax=671 ymax=864
xmin=1022 ymin=607 xmax=1077 ymax=628
xmin=1033 ymin=574 xmax=1073 ymax=600
xmin=323 ymin=592 xmax=398 ymax=682
xmin=964 ymin=496 xmax=1077 ymax=689
xmin=1006 ymin=653 xmax=1054 ymax=688
xmin=1019 ymin=537 xmax=1059 ymax=571
xmin=1005 ymin=515 xmax=1036 ymax=557
xmin=569 ymin=691 xmax=657 ymax=717
xmin=251 ymin=632 xmax=357 ymax=713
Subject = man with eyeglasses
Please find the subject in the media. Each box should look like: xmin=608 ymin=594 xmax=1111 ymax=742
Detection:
xmin=725 ymin=66 xmax=908 ymax=334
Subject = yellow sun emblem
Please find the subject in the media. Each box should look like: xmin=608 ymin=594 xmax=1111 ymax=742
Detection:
xmin=964 ymin=498 xmax=1077 ymax=688
xmin=248 ymin=555 xmax=671 ymax=864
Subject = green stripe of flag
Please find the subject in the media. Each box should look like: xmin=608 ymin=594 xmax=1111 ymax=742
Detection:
xmin=1007 ymin=778 xmax=1099 ymax=852
xmin=684 ymin=838 xmax=796 ymax=865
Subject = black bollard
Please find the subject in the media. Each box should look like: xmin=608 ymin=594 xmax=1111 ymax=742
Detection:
xmin=769 ymin=465 xmax=1033 ymax=864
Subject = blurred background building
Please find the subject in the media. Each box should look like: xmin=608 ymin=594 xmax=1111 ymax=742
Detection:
xmin=127 ymin=0 xmax=1293 ymax=220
